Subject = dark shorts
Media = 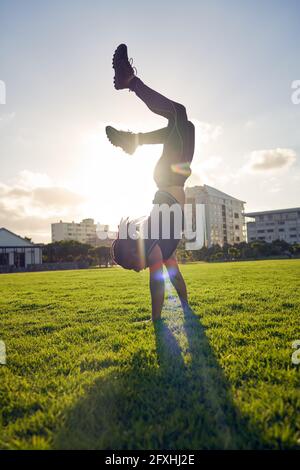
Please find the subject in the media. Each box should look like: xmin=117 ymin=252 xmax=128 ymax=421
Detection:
xmin=142 ymin=190 xmax=184 ymax=265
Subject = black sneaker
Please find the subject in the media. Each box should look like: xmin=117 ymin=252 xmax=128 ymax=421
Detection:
xmin=105 ymin=126 xmax=138 ymax=155
xmin=112 ymin=44 xmax=137 ymax=90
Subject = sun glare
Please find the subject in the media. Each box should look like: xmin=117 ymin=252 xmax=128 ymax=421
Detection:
xmin=72 ymin=124 xmax=159 ymax=229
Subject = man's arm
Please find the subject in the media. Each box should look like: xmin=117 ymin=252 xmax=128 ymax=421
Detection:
xmin=148 ymin=244 xmax=165 ymax=321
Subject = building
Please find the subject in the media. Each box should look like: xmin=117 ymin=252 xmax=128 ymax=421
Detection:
xmin=51 ymin=218 xmax=117 ymax=246
xmin=245 ymin=207 xmax=300 ymax=244
xmin=0 ymin=228 xmax=43 ymax=270
xmin=51 ymin=218 xmax=97 ymax=244
xmin=185 ymin=185 xmax=246 ymax=248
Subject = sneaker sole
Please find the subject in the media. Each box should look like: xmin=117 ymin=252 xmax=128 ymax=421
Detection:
xmin=105 ymin=126 xmax=135 ymax=155
xmin=112 ymin=44 xmax=134 ymax=90
xmin=112 ymin=44 xmax=128 ymax=69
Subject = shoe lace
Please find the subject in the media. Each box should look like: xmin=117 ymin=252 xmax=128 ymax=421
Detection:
xmin=129 ymin=57 xmax=138 ymax=75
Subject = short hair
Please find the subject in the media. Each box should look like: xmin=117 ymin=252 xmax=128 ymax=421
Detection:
xmin=111 ymin=237 xmax=137 ymax=269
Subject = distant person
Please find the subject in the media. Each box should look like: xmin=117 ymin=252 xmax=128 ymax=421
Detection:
xmin=106 ymin=44 xmax=195 ymax=321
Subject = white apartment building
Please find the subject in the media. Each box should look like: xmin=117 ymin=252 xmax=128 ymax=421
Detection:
xmin=245 ymin=208 xmax=300 ymax=244
xmin=51 ymin=218 xmax=97 ymax=244
xmin=185 ymin=185 xmax=246 ymax=248
xmin=51 ymin=219 xmax=117 ymax=246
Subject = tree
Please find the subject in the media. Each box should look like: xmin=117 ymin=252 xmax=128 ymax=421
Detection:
xmin=43 ymin=240 xmax=91 ymax=263
xmin=89 ymin=246 xmax=112 ymax=267
xmin=291 ymin=243 xmax=300 ymax=255
xmin=228 ymin=247 xmax=240 ymax=260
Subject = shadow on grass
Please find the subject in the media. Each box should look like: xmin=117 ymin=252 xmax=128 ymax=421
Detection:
xmin=54 ymin=307 xmax=264 ymax=449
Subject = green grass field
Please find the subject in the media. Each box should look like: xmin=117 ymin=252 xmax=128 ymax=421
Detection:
xmin=0 ymin=259 xmax=300 ymax=450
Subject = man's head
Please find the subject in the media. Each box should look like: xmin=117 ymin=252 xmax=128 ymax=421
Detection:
xmin=112 ymin=237 xmax=146 ymax=272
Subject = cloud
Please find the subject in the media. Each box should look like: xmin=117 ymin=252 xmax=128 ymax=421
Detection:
xmin=197 ymin=155 xmax=223 ymax=171
xmin=188 ymin=147 xmax=298 ymax=198
xmin=185 ymin=120 xmax=224 ymax=186
xmin=16 ymin=170 xmax=52 ymax=188
xmin=0 ymin=182 xmax=85 ymax=211
xmin=244 ymin=120 xmax=255 ymax=129
xmin=245 ymin=148 xmax=297 ymax=172
xmin=187 ymin=155 xmax=234 ymax=187
xmin=191 ymin=119 xmax=223 ymax=145
xmin=0 ymin=171 xmax=86 ymax=242
xmin=0 ymin=112 xmax=15 ymax=128
xmin=32 ymin=187 xmax=85 ymax=209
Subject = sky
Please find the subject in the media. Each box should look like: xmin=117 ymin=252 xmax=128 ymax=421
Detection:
xmin=0 ymin=0 xmax=300 ymax=242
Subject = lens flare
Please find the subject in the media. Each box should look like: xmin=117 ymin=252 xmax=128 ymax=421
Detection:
xmin=171 ymin=162 xmax=191 ymax=176
xmin=164 ymin=273 xmax=180 ymax=311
